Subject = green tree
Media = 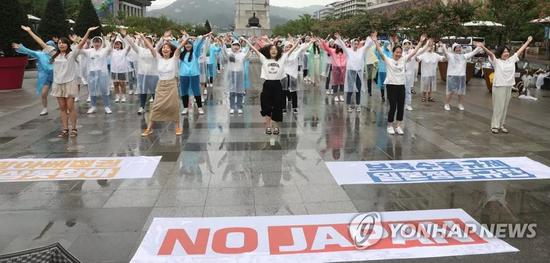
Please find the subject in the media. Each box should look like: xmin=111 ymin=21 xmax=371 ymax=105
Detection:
xmin=0 ymin=0 xmax=29 ymax=56
xmin=205 ymin=19 xmax=212 ymax=32
xmin=75 ymin=0 xmax=102 ymax=37
xmin=39 ymin=0 xmax=69 ymax=39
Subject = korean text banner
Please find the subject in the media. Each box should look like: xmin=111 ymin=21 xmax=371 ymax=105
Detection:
xmin=326 ymin=157 xmax=550 ymax=185
xmin=132 ymin=209 xmax=517 ymax=263
xmin=0 ymin=156 xmax=162 ymax=182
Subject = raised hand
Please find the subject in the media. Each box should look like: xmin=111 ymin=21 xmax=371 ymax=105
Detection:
xmin=68 ymin=34 xmax=77 ymax=42
xmin=87 ymin=26 xmax=100 ymax=32
xmin=527 ymin=36 xmax=533 ymax=42
xmin=11 ymin=43 xmax=20 ymax=50
xmin=21 ymin=25 xmax=32 ymax=32
xmin=119 ymin=28 xmax=127 ymax=37
xmin=334 ymin=32 xmax=341 ymax=39
xmin=419 ymin=33 xmax=428 ymax=43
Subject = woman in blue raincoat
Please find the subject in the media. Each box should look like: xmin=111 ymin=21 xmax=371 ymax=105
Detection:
xmin=12 ymin=42 xmax=54 ymax=116
xmin=375 ymin=41 xmax=392 ymax=102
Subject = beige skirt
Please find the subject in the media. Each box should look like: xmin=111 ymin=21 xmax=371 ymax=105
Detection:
xmin=150 ymin=78 xmax=180 ymax=122
xmin=51 ymin=80 xmax=79 ymax=98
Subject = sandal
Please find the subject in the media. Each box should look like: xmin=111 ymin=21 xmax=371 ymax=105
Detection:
xmin=491 ymin=128 xmax=500 ymax=134
xmin=265 ymin=127 xmax=272 ymax=135
xmin=428 ymin=97 xmax=435 ymax=102
xmin=57 ymin=129 xmax=69 ymax=138
xmin=141 ymin=128 xmax=153 ymax=137
xmin=69 ymin=129 xmax=78 ymax=137
xmin=421 ymin=97 xmax=426 ymax=102
xmin=273 ymin=128 xmax=280 ymax=135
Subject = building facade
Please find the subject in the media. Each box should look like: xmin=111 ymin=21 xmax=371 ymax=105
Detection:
xmin=314 ymin=0 xmax=434 ymax=20
xmin=92 ymin=0 xmax=155 ymax=17
xmin=235 ymin=0 xmax=271 ymax=36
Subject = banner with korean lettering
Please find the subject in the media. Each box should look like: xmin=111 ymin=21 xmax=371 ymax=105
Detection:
xmin=131 ymin=209 xmax=517 ymax=262
xmin=326 ymin=157 xmax=550 ymax=185
xmin=0 ymin=156 xmax=162 ymax=182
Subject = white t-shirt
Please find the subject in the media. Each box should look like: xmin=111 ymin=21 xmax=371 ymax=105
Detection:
xmin=383 ymin=55 xmax=410 ymax=85
xmin=417 ymin=52 xmax=445 ymax=77
xmin=157 ymin=56 xmax=179 ymax=81
xmin=45 ymin=46 xmax=81 ymax=84
xmin=259 ymin=53 xmax=288 ymax=80
xmin=490 ymin=53 xmax=519 ymax=87
xmin=445 ymin=47 xmax=481 ymax=76
xmin=81 ymin=47 xmax=111 ymax=72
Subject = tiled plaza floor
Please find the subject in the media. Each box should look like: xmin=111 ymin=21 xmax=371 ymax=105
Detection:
xmin=1 ymin=65 xmax=550 ymax=262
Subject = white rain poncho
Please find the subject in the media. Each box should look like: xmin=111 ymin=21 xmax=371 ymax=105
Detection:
xmin=110 ymin=37 xmax=131 ymax=82
xmin=220 ymin=43 xmax=249 ymax=94
xmin=126 ymin=36 xmax=159 ymax=94
xmin=416 ymin=51 xmax=445 ymax=92
xmin=81 ymin=37 xmax=112 ymax=96
xmin=335 ymin=38 xmax=374 ymax=92
xmin=199 ymin=37 xmax=210 ymax=83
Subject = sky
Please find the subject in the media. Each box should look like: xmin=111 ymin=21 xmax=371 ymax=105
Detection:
xmin=148 ymin=0 xmax=334 ymax=10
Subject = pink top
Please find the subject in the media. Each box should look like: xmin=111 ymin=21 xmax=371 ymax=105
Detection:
xmin=321 ymin=40 xmax=347 ymax=68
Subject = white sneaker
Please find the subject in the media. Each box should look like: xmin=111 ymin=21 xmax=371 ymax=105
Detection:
xmin=121 ymin=96 xmax=126 ymax=103
xmin=356 ymin=106 xmax=361 ymax=112
xmin=348 ymin=106 xmax=353 ymax=112
xmin=39 ymin=108 xmax=48 ymax=116
xmin=292 ymin=108 xmax=298 ymax=114
xmin=74 ymin=97 xmax=79 ymax=102
xmin=334 ymin=96 xmax=340 ymax=102
xmin=406 ymin=105 xmax=413 ymax=111
xmin=458 ymin=104 xmax=465 ymax=111
xmin=395 ymin=126 xmax=404 ymax=135
xmin=137 ymin=107 xmax=144 ymax=115
xmin=330 ymin=89 xmax=334 ymax=95
xmin=149 ymin=97 xmax=154 ymax=103
xmin=198 ymin=108 xmax=205 ymax=115
xmin=86 ymin=96 xmax=91 ymax=103
xmin=387 ymin=126 xmax=396 ymax=135
xmin=181 ymin=108 xmax=188 ymax=115
xmin=326 ymin=90 xmax=330 ymax=95
xmin=444 ymin=104 xmax=451 ymax=111
xmin=87 ymin=106 xmax=97 ymax=114
xmin=230 ymin=109 xmax=235 ymax=115
xmin=129 ymin=90 xmax=134 ymax=95
xmin=104 ymin=107 xmax=112 ymax=114
xmin=114 ymin=96 xmax=120 ymax=103
xmin=238 ymin=109 xmax=243 ymax=114
xmin=204 ymin=89 xmax=208 ymax=95
xmin=339 ymin=95 xmax=344 ymax=101
xmin=201 ymin=97 xmax=206 ymax=103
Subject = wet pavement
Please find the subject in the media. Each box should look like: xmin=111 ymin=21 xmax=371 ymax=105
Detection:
xmin=1 ymin=65 xmax=550 ymax=262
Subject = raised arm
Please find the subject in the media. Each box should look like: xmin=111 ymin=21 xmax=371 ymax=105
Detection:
xmin=78 ymin=26 xmax=99 ymax=50
xmin=12 ymin=43 xmax=40 ymax=58
xmin=21 ymin=26 xmax=48 ymax=49
xmin=405 ymin=34 xmax=428 ymax=61
xmin=140 ymin=33 xmax=157 ymax=58
xmin=125 ymin=34 xmax=140 ymax=53
xmin=371 ymin=34 xmax=388 ymax=64
xmin=241 ymin=37 xmax=262 ymax=58
xmin=477 ymin=42 xmax=495 ymax=61
xmin=516 ymin=36 xmax=533 ymax=57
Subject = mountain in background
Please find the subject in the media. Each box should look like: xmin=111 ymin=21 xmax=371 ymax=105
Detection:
xmin=147 ymin=0 xmax=321 ymax=29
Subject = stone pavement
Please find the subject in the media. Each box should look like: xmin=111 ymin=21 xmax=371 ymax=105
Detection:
xmin=1 ymin=65 xmax=550 ymax=262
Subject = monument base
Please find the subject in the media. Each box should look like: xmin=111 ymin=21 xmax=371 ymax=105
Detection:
xmin=235 ymin=27 xmax=271 ymax=37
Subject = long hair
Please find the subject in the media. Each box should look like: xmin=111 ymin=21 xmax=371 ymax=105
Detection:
xmin=159 ymin=42 xmax=177 ymax=58
xmin=50 ymin=37 xmax=72 ymax=64
xmin=259 ymin=44 xmax=283 ymax=60
xmin=180 ymin=41 xmax=194 ymax=62
xmin=312 ymin=43 xmax=320 ymax=55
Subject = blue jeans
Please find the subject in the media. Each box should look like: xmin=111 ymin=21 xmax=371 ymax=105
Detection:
xmin=230 ymin=92 xmax=244 ymax=109
xmin=91 ymin=94 xmax=111 ymax=107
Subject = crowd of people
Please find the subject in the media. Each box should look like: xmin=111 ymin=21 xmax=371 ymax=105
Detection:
xmin=12 ymin=26 xmax=534 ymax=137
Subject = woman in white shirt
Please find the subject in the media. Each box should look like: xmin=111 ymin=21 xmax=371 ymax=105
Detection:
xmin=81 ymin=35 xmax=113 ymax=114
xmin=126 ymin=34 xmax=159 ymax=115
xmin=110 ymin=35 xmax=131 ymax=103
xmin=242 ymin=37 xmax=300 ymax=135
xmin=373 ymin=33 xmax=428 ymax=135
xmin=478 ymin=37 xmax=532 ymax=134
xmin=416 ymin=43 xmax=445 ymax=102
xmin=23 ymin=26 xmax=97 ymax=137
xmin=139 ymin=34 xmax=186 ymax=137
xmin=441 ymin=42 xmax=482 ymax=111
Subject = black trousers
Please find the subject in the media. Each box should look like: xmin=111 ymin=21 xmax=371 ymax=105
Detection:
xmin=325 ymin=64 xmax=332 ymax=90
xmin=285 ymin=90 xmax=298 ymax=108
xmin=387 ymin=84 xmax=405 ymax=123
xmin=261 ymin=80 xmax=284 ymax=122
xmin=181 ymin=95 xmax=203 ymax=108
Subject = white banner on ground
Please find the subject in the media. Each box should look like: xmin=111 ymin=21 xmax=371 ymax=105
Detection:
xmin=132 ymin=209 xmax=517 ymax=263
xmin=326 ymin=156 xmax=550 ymax=185
xmin=0 ymin=156 xmax=161 ymax=182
